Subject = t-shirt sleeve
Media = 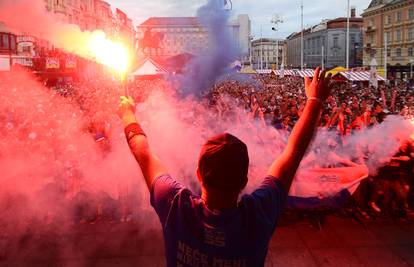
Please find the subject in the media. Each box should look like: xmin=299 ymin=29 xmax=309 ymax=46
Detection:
xmin=246 ymin=176 xmax=288 ymax=227
xmin=150 ymin=174 xmax=184 ymax=225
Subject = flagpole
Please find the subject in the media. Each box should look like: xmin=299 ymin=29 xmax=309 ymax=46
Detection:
xmin=301 ymin=0 xmax=304 ymax=70
xmin=260 ymin=25 xmax=263 ymax=70
xmin=384 ymin=33 xmax=388 ymax=83
xmin=346 ymin=0 xmax=350 ymax=69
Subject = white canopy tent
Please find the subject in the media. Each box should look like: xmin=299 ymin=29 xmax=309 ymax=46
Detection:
xmin=129 ymin=57 xmax=167 ymax=78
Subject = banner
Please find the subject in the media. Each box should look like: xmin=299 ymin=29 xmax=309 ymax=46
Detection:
xmin=46 ymin=57 xmax=60 ymax=69
xmin=65 ymin=58 xmax=77 ymax=69
xmin=12 ymin=56 xmax=33 ymax=67
xmin=0 ymin=55 xmax=10 ymax=71
xmin=289 ymin=165 xmax=369 ymax=199
xmin=369 ymin=58 xmax=378 ymax=89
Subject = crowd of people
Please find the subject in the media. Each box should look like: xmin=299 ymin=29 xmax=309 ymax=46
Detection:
xmin=209 ymin=75 xmax=414 ymax=132
xmin=48 ymin=72 xmax=414 ymax=219
xmin=208 ymin=74 xmax=414 ymax=218
xmin=1 ymin=71 xmax=414 ymax=225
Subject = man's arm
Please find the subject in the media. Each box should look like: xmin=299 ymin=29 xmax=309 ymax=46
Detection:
xmin=267 ymin=67 xmax=332 ymax=192
xmin=119 ymin=96 xmax=167 ymax=190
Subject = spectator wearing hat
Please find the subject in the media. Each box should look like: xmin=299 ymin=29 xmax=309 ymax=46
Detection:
xmin=118 ymin=68 xmax=333 ymax=267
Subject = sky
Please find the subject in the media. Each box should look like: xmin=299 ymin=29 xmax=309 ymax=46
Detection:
xmin=107 ymin=0 xmax=372 ymax=39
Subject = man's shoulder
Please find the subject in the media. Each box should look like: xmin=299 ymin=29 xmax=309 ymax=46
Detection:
xmin=240 ymin=176 xmax=287 ymax=204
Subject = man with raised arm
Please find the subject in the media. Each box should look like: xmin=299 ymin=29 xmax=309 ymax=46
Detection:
xmin=118 ymin=67 xmax=332 ymax=267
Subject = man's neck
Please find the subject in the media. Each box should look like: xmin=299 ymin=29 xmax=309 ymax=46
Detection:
xmin=201 ymin=188 xmax=238 ymax=211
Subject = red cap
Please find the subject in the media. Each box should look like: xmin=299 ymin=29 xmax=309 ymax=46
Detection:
xmin=198 ymin=133 xmax=249 ymax=191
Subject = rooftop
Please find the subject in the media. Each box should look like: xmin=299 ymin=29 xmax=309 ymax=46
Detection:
xmin=140 ymin=17 xmax=200 ymax=27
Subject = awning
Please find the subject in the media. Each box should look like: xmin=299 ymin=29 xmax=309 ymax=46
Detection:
xmin=274 ymin=69 xmax=295 ymax=76
xmin=296 ymin=69 xmax=315 ymax=77
xmin=256 ymin=69 xmax=272 ymax=74
xmin=239 ymin=66 xmax=257 ymax=74
xmin=339 ymin=71 xmax=385 ymax=82
xmin=130 ymin=57 xmax=167 ymax=77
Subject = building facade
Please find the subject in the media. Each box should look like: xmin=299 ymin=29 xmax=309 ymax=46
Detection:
xmin=251 ymin=38 xmax=285 ymax=70
xmin=43 ymin=0 xmax=135 ymax=44
xmin=136 ymin=15 xmax=251 ymax=59
xmin=363 ymin=0 xmax=414 ymax=80
xmin=137 ymin=17 xmax=208 ymax=56
xmin=287 ymin=9 xmax=363 ymax=69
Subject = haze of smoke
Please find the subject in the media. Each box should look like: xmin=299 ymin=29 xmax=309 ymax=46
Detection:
xmin=1 ymin=68 xmax=413 ymax=264
xmin=179 ymin=0 xmax=239 ymax=95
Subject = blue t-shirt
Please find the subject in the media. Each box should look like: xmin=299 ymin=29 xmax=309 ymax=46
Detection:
xmin=150 ymin=174 xmax=287 ymax=267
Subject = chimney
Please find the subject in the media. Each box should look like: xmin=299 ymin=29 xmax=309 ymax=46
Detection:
xmin=351 ymin=6 xmax=356 ymax=18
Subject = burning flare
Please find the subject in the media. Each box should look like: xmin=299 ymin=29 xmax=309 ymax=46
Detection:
xmin=87 ymin=31 xmax=130 ymax=74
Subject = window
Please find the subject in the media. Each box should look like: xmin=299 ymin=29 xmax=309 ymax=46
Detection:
xmin=408 ymin=47 xmax=413 ymax=57
xmin=10 ymin=35 xmax=16 ymax=50
xmin=350 ymin=34 xmax=356 ymax=44
xmin=409 ymin=9 xmax=414 ymax=20
xmin=333 ymin=36 xmax=339 ymax=47
xmin=369 ymin=18 xmax=374 ymax=27
xmin=396 ymin=29 xmax=401 ymax=41
xmin=396 ymin=11 xmax=402 ymax=22
xmin=2 ymin=34 xmax=9 ymax=49
xmin=396 ymin=48 xmax=402 ymax=57
xmin=386 ymin=31 xmax=391 ymax=43
xmin=409 ymin=28 xmax=414 ymax=41
xmin=387 ymin=49 xmax=391 ymax=57
xmin=22 ymin=46 xmax=31 ymax=53
xmin=386 ymin=15 xmax=392 ymax=24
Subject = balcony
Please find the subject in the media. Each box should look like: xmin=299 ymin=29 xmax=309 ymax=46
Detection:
xmin=393 ymin=39 xmax=403 ymax=45
xmin=406 ymin=38 xmax=414 ymax=44
xmin=365 ymin=26 xmax=376 ymax=32
xmin=391 ymin=56 xmax=405 ymax=62
xmin=394 ymin=21 xmax=404 ymax=27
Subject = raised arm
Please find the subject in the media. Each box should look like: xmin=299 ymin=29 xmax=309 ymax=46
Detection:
xmin=118 ymin=96 xmax=167 ymax=190
xmin=267 ymin=67 xmax=332 ymax=192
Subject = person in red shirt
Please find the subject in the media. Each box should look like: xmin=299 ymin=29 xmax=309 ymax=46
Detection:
xmin=118 ymin=67 xmax=332 ymax=267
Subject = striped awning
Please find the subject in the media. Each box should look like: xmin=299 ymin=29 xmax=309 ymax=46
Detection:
xmin=339 ymin=71 xmax=385 ymax=82
xmin=256 ymin=69 xmax=273 ymax=74
xmin=296 ymin=69 xmax=315 ymax=77
xmin=274 ymin=69 xmax=296 ymax=76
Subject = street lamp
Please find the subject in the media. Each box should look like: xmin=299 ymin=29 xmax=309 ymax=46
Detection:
xmin=301 ymin=0 xmax=304 ymax=70
xmin=223 ymin=0 xmax=233 ymax=10
xmin=249 ymin=35 xmax=254 ymax=67
xmin=354 ymin=44 xmax=360 ymax=68
xmin=271 ymin=27 xmax=278 ymax=70
xmin=271 ymin=14 xmax=284 ymax=70
xmin=346 ymin=0 xmax=350 ymax=69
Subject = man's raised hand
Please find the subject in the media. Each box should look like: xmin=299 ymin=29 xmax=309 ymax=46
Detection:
xmin=118 ymin=96 xmax=137 ymax=127
xmin=304 ymin=67 xmax=333 ymax=103
xmin=118 ymin=96 xmax=136 ymax=118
